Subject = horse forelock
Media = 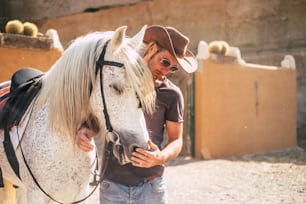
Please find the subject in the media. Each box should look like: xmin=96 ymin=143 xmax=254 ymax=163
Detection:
xmin=120 ymin=41 xmax=156 ymax=114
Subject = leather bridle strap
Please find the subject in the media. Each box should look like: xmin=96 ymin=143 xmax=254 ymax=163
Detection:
xmin=95 ymin=40 xmax=124 ymax=132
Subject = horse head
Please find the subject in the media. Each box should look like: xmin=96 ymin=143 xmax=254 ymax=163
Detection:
xmin=91 ymin=26 xmax=155 ymax=164
xmin=38 ymin=25 xmax=155 ymax=165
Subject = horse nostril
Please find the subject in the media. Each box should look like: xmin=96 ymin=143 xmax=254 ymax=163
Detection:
xmin=131 ymin=145 xmax=139 ymax=153
xmin=107 ymin=141 xmax=113 ymax=149
xmin=117 ymin=145 xmax=123 ymax=154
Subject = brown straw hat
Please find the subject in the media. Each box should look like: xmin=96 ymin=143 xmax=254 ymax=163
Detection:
xmin=143 ymin=25 xmax=197 ymax=73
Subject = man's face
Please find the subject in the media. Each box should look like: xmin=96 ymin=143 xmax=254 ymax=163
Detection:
xmin=145 ymin=46 xmax=179 ymax=84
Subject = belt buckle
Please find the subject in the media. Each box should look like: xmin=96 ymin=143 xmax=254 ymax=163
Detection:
xmin=144 ymin=176 xmax=156 ymax=182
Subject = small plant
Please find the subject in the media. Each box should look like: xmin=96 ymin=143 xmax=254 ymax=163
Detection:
xmin=4 ymin=20 xmax=39 ymax=37
xmin=23 ymin=22 xmax=38 ymax=37
xmin=5 ymin=19 xmax=24 ymax=34
xmin=208 ymin=41 xmax=229 ymax=55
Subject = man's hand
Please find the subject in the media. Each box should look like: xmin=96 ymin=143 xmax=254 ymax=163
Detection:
xmin=131 ymin=140 xmax=165 ymax=168
xmin=75 ymin=127 xmax=96 ymax=152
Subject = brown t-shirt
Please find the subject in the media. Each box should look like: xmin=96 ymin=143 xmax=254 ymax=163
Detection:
xmin=105 ymin=78 xmax=184 ymax=185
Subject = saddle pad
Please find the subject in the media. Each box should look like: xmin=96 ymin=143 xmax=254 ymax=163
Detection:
xmin=0 ymin=81 xmax=11 ymax=90
xmin=0 ymin=83 xmax=10 ymax=109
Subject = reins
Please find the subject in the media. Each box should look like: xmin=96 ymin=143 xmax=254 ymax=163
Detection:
xmin=16 ymin=40 xmax=124 ymax=204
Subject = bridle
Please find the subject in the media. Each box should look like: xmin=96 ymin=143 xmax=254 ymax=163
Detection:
xmin=95 ymin=40 xmax=124 ymax=133
xmin=95 ymin=40 xmax=127 ymax=159
xmin=89 ymin=39 xmax=126 ymax=184
xmin=17 ymin=40 xmax=125 ymax=204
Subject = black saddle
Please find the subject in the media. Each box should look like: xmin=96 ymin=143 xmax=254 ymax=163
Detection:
xmin=0 ymin=67 xmax=43 ymax=187
xmin=0 ymin=67 xmax=43 ymax=128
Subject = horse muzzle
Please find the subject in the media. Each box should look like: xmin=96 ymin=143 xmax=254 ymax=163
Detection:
xmin=106 ymin=131 xmax=148 ymax=165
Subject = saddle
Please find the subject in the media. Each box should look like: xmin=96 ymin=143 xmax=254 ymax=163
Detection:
xmin=0 ymin=67 xmax=43 ymax=188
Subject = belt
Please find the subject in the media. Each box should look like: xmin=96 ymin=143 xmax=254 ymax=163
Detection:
xmin=144 ymin=176 xmax=157 ymax=182
xmin=106 ymin=175 xmax=159 ymax=186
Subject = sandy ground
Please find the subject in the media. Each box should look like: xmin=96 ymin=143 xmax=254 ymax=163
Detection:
xmin=1 ymin=146 xmax=304 ymax=203
xmin=87 ymin=146 xmax=306 ymax=204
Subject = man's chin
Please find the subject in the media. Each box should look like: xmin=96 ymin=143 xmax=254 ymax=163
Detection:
xmin=154 ymin=78 xmax=164 ymax=86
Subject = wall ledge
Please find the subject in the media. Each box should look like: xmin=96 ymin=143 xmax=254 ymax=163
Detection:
xmin=0 ymin=33 xmax=53 ymax=50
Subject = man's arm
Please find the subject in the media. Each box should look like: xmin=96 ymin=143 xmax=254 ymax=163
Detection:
xmin=131 ymin=120 xmax=183 ymax=168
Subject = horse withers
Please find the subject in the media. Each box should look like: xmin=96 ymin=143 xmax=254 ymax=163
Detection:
xmin=0 ymin=25 xmax=155 ymax=204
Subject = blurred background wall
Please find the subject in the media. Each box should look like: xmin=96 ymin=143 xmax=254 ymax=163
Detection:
xmin=1 ymin=0 xmax=305 ymax=156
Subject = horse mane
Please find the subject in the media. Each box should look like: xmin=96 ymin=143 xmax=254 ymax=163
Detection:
xmin=36 ymin=31 xmax=155 ymax=140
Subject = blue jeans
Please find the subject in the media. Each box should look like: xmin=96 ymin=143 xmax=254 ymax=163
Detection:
xmin=99 ymin=177 xmax=168 ymax=204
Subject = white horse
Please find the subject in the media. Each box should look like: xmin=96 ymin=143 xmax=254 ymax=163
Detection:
xmin=0 ymin=25 xmax=155 ymax=204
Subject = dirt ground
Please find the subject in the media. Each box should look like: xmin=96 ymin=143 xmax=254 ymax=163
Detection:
xmin=87 ymin=146 xmax=306 ymax=204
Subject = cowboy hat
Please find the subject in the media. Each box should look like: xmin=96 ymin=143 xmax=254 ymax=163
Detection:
xmin=143 ymin=25 xmax=197 ymax=73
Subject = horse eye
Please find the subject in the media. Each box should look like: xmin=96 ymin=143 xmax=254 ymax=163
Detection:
xmin=109 ymin=84 xmax=123 ymax=95
xmin=136 ymin=93 xmax=142 ymax=109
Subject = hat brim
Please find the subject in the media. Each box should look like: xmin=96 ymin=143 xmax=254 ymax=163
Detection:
xmin=144 ymin=26 xmax=197 ymax=73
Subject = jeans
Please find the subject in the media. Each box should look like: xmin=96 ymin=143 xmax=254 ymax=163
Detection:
xmin=99 ymin=177 xmax=168 ymax=204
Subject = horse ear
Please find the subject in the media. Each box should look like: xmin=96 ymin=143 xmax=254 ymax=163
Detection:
xmin=129 ymin=25 xmax=147 ymax=49
xmin=110 ymin=26 xmax=127 ymax=53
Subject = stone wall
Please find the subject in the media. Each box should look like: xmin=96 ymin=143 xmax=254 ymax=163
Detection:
xmin=1 ymin=0 xmax=306 ymax=155
xmin=0 ymin=33 xmax=62 ymax=82
xmin=195 ymin=54 xmax=296 ymax=159
xmin=1 ymin=0 xmax=142 ymax=22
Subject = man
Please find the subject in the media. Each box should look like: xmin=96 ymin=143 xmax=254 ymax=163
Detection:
xmin=76 ymin=25 xmax=197 ymax=204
